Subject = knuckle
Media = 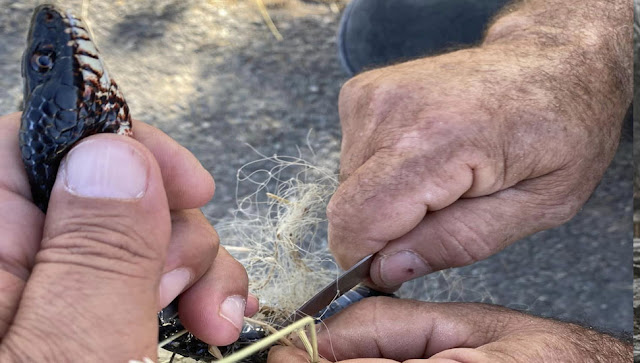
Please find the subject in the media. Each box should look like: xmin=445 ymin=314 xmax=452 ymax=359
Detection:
xmin=520 ymin=174 xmax=590 ymax=227
xmin=40 ymin=211 xmax=159 ymax=277
xmin=338 ymin=78 xmax=363 ymax=122
xmin=377 ymin=115 xmax=487 ymax=161
xmin=175 ymin=209 xmax=219 ymax=247
xmin=339 ymin=71 xmax=379 ymax=101
xmin=366 ymin=81 xmax=404 ymax=120
xmin=545 ymin=196 xmax=583 ymax=225
xmin=325 ymin=193 xmax=341 ymax=225
xmin=173 ymin=209 xmax=219 ymax=263
xmin=431 ymin=218 xmax=494 ymax=269
xmin=231 ymin=257 xmax=249 ymax=284
xmin=339 ymin=71 xmax=403 ymax=126
xmin=326 ymin=191 xmax=354 ymax=240
xmin=338 ymin=76 xmax=361 ymax=100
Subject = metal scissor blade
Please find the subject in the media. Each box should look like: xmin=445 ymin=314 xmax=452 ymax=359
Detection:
xmin=287 ymin=254 xmax=373 ymax=324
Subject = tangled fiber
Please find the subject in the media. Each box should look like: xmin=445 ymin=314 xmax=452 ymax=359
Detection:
xmin=218 ymin=148 xmax=340 ymax=323
xmin=159 ymin=146 xmax=341 ymax=362
xmin=158 ymin=145 xmax=495 ymax=362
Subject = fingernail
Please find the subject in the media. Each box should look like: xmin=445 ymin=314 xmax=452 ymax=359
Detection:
xmin=378 ymin=250 xmax=431 ymax=287
xmin=159 ymin=268 xmax=192 ymax=308
xmin=248 ymin=293 xmax=259 ymax=303
xmin=246 ymin=293 xmax=260 ymax=316
xmin=220 ymin=295 xmax=246 ymax=331
xmin=62 ymin=138 xmax=148 ymax=199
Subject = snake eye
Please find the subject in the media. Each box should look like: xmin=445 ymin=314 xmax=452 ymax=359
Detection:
xmin=31 ymin=53 xmax=54 ymax=72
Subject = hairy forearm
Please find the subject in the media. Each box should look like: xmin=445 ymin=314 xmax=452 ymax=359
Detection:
xmin=544 ymin=321 xmax=632 ymax=362
xmin=481 ymin=0 xmax=632 ymax=124
xmin=485 ymin=0 xmax=631 ymax=48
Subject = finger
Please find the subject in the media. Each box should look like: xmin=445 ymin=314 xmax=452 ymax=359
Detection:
xmin=368 ymin=172 xmax=582 ymax=288
xmin=327 ymin=148 xmax=475 ymax=270
xmin=0 ymin=190 xmax=40 ymax=338
xmin=178 ymin=246 xmax=251 ymax=346
xmin=2 ymin=134 xmax=170 ymax=361
xmin=132 ymin=121 xmax=214 ymax=210
xmin=246 ymin=293 xmax=260 ymax=317
xmin=268 ymin=346 xmax=321 ymax=363
xmin=268 ymin=346 xmax=397 ymax=363
xmin=425 ymin=349 xmax=494 ymax=363
xmin=1 ymin=112 xmax=214 ymax=210
xmin=158 ymin=211 xmax=261 ymax=315
xmin=0 ymin=113 xmax=42 ymax=338
xmin=0 ymin=113 xmax=32 ymax=199
xmin=310 ymin=297 xmax=524 ymax=362
xmin=158 ymin=209 xmax=219 ymax=309
xmin=0 ymin=112 xmax=42 ymax=277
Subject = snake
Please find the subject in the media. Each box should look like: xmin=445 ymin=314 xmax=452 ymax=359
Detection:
xmin=20 ymin=4 xmax=389 ymax=362
xmin=20 ymin=4 xmax=132 ymax=213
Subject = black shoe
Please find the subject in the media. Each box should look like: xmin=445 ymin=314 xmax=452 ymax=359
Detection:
xmin=338 ymin=0 xmax=511 ymax=76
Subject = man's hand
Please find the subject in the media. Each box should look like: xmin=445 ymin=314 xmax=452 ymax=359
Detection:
xmin=328 ymin=0 xmax=632 ymax=289
xmin=267 ymin=298 xmax=632 ymax=362
xmin=0 ymin=113 xmax=257 ymax=361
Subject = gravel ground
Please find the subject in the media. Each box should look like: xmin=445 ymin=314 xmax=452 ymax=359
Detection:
xmin=633 ymin=240 xmax=638 ymax=356
xmin=633 ymin=0 xmax=639 ymax=359
xmin=1 ymin=0 xmax=633 ymax=350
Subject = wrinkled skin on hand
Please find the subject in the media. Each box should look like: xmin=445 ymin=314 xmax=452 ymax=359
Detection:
xmin=0 ymin=113 xmax=258 ymax=361
xmin=327 ymin=40 xmax=630 ymax=289
xmin=267 ymin=298 xmax=632 ymax=362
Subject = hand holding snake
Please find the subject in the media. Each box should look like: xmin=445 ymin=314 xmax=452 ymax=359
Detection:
xmin=1 ymin=4 xmax=258 ymax=361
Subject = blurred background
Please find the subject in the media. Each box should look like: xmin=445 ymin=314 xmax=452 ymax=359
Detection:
xmin=1 ymin=0 xmax=633 ymax=342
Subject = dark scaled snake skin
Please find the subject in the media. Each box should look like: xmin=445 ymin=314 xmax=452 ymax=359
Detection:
xmin=20 ymin=4 xmax=132 ymax=213
xmin=20 ymin=5 xmax=389 ymax=362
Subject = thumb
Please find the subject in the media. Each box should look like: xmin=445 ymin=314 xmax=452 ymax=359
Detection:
xmin=2 ymin=135 xmax=170 ymax=361
xmin=369 ymin=173 xmax=582 ymax=289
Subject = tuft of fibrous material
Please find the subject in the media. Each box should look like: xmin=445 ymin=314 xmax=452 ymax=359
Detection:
xmin=217 ymin=149 xmax=340 ymax=325
xmin=157 ymin=145 xmax=496 ymax=362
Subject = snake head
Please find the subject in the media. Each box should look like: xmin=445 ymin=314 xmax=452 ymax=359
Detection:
xmin=20 ymin=4 xmax=132 ymax=212
xmin=23 ymin=5 xmax=64 ymax=99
